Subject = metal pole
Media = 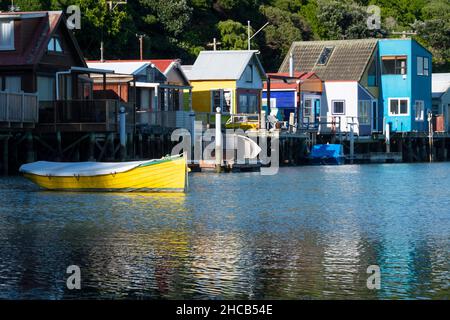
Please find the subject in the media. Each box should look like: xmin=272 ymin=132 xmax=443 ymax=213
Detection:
xmin=386 ymin=122 xmax=391 ymax=153
xmin=428 ymin=111 xmax=433 ymax=162
xmin=248 ymin=21 xmax=251 ymax=50
xmin=119 ymin=106 xmax=127 ymax=161
xmin=215 ymin=107 xmax=222 ymax=172
xmin=350 ymin=124 xmax=355 ymax=164
xmin=100 ymin=41 xmax=104 ymax=62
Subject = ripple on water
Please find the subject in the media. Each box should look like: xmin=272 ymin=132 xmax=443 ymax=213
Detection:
xmin=0 ymin=164 xmax=449 ymax=299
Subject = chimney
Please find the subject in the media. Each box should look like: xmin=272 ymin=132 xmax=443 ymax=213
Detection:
xmin=289 ymin=52 xmax=294 ymax=77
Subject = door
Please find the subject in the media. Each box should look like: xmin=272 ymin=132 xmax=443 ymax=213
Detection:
xmin=314 ymin=98 xmax=321 ymax=127
xmin=372 ymin=101 xmax=378 ymax=132
xmin=447 ymin=104 xmax=450 ymax=132
xmin=303 ymin=98 xmax=313 ymax=126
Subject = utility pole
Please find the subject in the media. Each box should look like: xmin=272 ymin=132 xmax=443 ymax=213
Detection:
xmin=100 ymin=41 xmax=104 ymax=62
xmin=137 ymin=34 xmax=146 ymax=60
xmin=100 ymin=1 xmax=128 ymax=61
xmin=207 ymin=38 xmax=221 ymax=51
xmin=247 ymin=20 xmax=270 ymax=50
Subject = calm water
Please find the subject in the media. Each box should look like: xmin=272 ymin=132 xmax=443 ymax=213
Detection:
xmin=0 ymin=164 xmax=448 ymax=300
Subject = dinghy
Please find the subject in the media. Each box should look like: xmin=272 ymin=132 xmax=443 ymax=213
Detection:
xmin=19 ymin=154 xmax=188 ymax=192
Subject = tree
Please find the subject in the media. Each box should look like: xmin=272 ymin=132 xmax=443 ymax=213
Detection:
xmin=413 ymin=0 xmax=450 ymax=71
xmin=259 ymin=5 xmax=312 ymax=69
xmin=217 ymin=20 xmax=249 ymax=50
xmin=316 ymin=0 xmax=377 ymax=40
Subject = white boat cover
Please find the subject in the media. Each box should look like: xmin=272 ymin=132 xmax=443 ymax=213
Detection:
xmin=19 ymin=159 xmax=165 ymax=177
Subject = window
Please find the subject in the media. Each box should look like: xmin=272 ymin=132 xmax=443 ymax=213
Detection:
xmin=332 ymin=100 xmax=345 ymax=115
xmin=368 ymin=58 xmax=378 ymax=86
xmin=317 ymin=46 xmax=334 ymax=65
xmin=389 ymin=98 xmax=409 ymax=116
xmin=382 ymin=56 xmax=407 ymax=75
xmin=244 ymin=65 xmax=253 ymax=83
xmin=0 ymin=19 xmax=14 ymax=50
xmin=417 ymin=57 xmax=429 ymax=76
xmin=415 ymin=100 xmax=424 ymax=121
xmin=358 ymin=100 xmax=371 ymax=124
xmin=239 ymin=94 xmax=258 ymax=114
xmin=211 ymin=89 xmax=232 ymax=113
xmin=304 ymin=99 xmax=312 ymax=116
xmin=37 ymin=76 xmax=55 ymax=101
xmin=47 ymin=37 xmax=63 ymax=53
xmin=4 ymin=76 xmax=21 ymax=92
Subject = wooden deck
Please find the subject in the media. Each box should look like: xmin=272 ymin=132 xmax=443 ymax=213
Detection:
xmin=36 ymin=100 xmax=135 ymax=133
xmin=0 ymin=91 xmax=39 ymax=129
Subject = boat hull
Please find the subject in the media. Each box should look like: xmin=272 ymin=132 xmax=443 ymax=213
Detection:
xmin=310 ymin=157 xmax=345 ymax=166
xmin=23 ymin=157 xmax=187 ymax=192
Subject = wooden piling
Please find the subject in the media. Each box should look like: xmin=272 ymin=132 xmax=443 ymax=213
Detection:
xmin=3 ymin=138 xmax=8 ymax=176
xmin=26 ymin=132 xmax=34 ymax=163
xmin=89 ymin=133 xmax=96 ymax=161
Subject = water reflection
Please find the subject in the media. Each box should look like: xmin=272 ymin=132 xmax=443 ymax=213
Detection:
xmin=0 ymin=164 xmax=449 ymax=299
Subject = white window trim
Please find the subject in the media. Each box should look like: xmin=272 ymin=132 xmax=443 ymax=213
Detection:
xmin=0 ymin=19 xmax=15 ymax=51
xmin=417 ymin=57 xmax=430 ymax=76
xmin=388 ymin=97 xmax=410 ymax=117
xmin=331 ymin=100 xmax=345 ymax=115
xmin=210 ymin=88 xmax=233 ymax=114
xmin=414 ymin=100 xmax=425 ymax=122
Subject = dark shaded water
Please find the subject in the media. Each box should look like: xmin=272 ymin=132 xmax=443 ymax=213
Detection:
xmin=0 ymin=164 xmax=448 ymax=300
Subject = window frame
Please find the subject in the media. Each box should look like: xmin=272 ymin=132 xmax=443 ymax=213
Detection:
xmin=331 ymin=100 xmax=345 ymax=115
xmin=317 ymin=46 xmax=334 ymax=66
xmin=417 ymin=57 xmax=429 ymax=76
xmin=238 ymin=93 xmax=258 ymax=114
xmin=244 ymin=65 xmax=253 ymax=83
xmin=210 ymin=89 xmax=233 ymax=114
xmin=47 ymin=36 xmax=63 ymax=53
xmin=381 ymin=56 xmax=407 ymax=75
xmin=423 ymin=57 xmax=429 ymax=76
xmin=0 ymin=19 xmax=15 ymax=51
xmin=414 ymin=100 xmax=425 ymax=122
xmin=388 ymin=97 xmax=410 ymax=117
xmin=358 ymin=100 xmax=371 ymax=125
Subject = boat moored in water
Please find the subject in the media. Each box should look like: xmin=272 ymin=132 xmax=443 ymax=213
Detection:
xmin=309 ymin=144 xmax=345 ymax=165
xmin=19 ymin=154 xmax=188 ymax=192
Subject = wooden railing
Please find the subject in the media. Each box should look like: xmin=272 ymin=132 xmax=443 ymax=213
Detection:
xmin=39 ymin=100 xmax=135 ymax=132
xmin=0 ymin=91 xmax=39 ymax=124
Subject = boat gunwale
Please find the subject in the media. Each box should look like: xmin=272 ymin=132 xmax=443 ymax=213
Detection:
xmin=20 ymin=155 xmax=185 ymax=179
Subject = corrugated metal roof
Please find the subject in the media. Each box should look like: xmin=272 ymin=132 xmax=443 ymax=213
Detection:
xmin=279 ymin=39 xmax=378 ymax=81
xmin=87 ymin=61 xmax=150 ymax=75
xmin=188 ymin=50 xmax=266 ymax=81
xmin=432 ymin=73 xmax=450 ymax=94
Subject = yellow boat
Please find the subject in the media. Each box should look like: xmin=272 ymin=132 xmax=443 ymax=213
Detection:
xmin=19 ymin=155 xmax=188 ymax=193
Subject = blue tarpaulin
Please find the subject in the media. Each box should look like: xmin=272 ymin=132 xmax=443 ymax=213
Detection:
xmin=310 ymin=144 xmax=344 ymax=159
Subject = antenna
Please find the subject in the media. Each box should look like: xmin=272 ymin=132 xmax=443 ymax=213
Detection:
xmin=8 ymin=0 xmax=20 ymax=12
xmin=247 ymin=21 xmax=270 ymax=50
xmin=391 ymin=31 xmax=417 ymax=39
xmin=207 ymin=38 xmax=221 ymax=51
xmin=106 ymin=0 xmax=127 ymax=11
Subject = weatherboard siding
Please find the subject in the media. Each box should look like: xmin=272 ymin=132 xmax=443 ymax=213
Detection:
xmin=191 ymin=80 xmax=236 ymax=113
